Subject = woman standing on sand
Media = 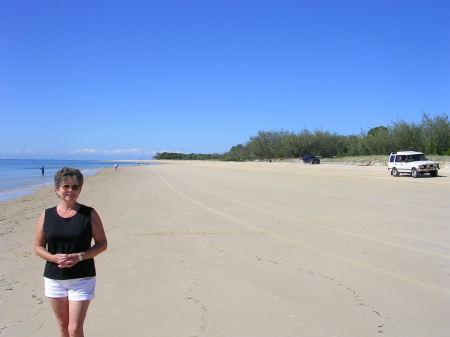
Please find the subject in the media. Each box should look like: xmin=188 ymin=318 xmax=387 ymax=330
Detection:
xmin=34 ymin=167 xmax=107 ymax=337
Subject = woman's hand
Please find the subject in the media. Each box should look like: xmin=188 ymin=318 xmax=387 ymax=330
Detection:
xmin=56 ymin=254 xmax=78 ymax=268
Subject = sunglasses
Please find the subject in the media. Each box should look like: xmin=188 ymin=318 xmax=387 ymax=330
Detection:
xmin=61 ymin=184 xmax=81 ymax=191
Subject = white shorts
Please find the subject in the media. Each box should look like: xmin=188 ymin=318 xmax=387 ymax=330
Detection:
xmin=45 ymin=277 xmax=96 ymax=301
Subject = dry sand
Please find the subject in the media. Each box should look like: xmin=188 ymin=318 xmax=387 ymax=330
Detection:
xmin=1 ymin=161 xmax=449 ymax=337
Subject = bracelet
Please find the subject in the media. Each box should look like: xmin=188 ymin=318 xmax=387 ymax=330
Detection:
xmin=78 ymin=253 xmax=83 ymax=261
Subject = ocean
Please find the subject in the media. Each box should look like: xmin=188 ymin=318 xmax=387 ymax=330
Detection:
xmin=0 ymin=159 xmax=153 ymax=203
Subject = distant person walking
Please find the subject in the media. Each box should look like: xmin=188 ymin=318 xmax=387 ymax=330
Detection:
xmin=41 ymin=166 xmax=45 ymax=175
xmin=34 ymin=167 xmax=108 ymax=337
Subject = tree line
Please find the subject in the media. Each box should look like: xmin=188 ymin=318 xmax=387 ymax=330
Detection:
xmin=222 ymin=112 xmax=449 ymax=161
xmin=154 ymin=112 xmax=449 ymax=161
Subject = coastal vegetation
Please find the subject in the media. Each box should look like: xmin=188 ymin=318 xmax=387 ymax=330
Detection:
xmin=154 ymin=112 xmax=450 ymax=161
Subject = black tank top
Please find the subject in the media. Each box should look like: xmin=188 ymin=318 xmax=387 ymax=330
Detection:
xmin=43 ymin=205 xmax=96 ymax=280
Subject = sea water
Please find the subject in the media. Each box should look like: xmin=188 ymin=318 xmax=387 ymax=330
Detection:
xmin=0 ymin=159 xmax=152 ymax=202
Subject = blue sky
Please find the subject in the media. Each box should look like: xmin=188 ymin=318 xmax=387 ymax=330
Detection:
xmin=1 ymin=0 xmax=449 ymax=160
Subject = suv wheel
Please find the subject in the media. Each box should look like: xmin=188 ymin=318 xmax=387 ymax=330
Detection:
xmin=392 ymin=168 xmax=399 ymax=177
xmin=411 ymin=168 xmax=419 ymax=178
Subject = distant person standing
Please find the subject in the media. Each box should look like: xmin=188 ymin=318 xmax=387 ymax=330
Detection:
xmin=114 ymin=164 xmax=119 ymax=171
xmin=41 ymin=166 xmax=45 ymax=175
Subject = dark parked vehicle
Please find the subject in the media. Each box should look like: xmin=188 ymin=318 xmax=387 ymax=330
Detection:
xmin=303 ymin=155 xmax=320 ymax=164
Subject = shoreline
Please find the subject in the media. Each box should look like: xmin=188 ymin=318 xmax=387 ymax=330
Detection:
xmin=1 ymin=162 xmax=449 ymax=336
xmin=0 ymin=161 xmax=156 ymax=203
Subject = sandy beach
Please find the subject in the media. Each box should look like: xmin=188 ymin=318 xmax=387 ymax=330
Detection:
xmin=1 ymin=160 xmax=449 ymax=337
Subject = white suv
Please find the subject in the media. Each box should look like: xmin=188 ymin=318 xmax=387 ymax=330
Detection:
xmin=388 ymin=151 xmax=440 ymax=178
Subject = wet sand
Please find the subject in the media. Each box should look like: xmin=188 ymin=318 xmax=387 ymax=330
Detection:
xmin=1 ymin=161 xmax=449 ymax=336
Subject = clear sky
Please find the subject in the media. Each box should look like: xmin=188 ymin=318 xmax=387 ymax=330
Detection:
xmin=1 ymin=0 xmax=449 ymax=160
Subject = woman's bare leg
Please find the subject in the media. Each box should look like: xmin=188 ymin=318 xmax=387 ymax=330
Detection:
xmin=68 ymin=300 xmax=91 ymax=337
xmin=48 ymin=297 xmax=70 ymax=337
xmin=48 ymin=298 xmax=91 ymax=337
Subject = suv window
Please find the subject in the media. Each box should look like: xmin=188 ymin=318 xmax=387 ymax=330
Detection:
xmin=393 ymin=153 xmax=428 ymax=162
xmin=409 ymin=154 xmax=427 ymax=162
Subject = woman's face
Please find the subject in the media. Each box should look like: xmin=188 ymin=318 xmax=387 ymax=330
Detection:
xmin=55 ymin=178 xmax=82 ymax=201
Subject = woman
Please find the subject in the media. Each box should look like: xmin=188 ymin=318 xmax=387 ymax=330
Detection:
xmin=34 ymin=167 xmax=108 ymax=337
